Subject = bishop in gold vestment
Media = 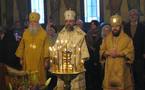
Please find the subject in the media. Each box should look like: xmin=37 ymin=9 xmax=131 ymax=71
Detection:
xmin=100 ymin=15 xmax=134 ymax=90
xmin=53 ymin=9 xmax=90 ymax=90
xmin=16 ymin=12 xmax=49 ymax=85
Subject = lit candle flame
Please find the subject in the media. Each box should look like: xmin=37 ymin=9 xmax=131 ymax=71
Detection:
xmin=53 ymin=47 xmax=56 ymax=51
xmin=49 ymin=47 xmax=52 ymax=51
xmin=61 ymin=40 xmax=64 ymax=44
xmin=56 ymin=40 xmax=59 ymax=44
xmin=73 ymin=44 xmax=76 ymax=47
xmin=32 ymin=44 xmax=36 ymax=49
xmin=50 ymin=60 xmax=53 ymax=63
xmin=65 ymin=40 xmax=68 ymax=43
xmin=78 ymin=48 xmax=81 ymax=51
xmin=81 ymin=60 xmax=84 ymax=63
xmin=113 ymin=18 xmax=117 ymax=23
xmin=64 ymin=48 xmax=67 ymax=51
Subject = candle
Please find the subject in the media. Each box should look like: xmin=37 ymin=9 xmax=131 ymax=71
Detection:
xmin=62 ymin=51 xmax=64 ymax=72
xmin=78 ymin=48 xmax=81 ymax=71
xmin=56 ymin=45 xmax=60 ymax=72
xmin=51 ymin=47 xmax=54 ymax=58
xmin=54 ymin=55 xmax=57 ymax=71
xmin=56 ymin=40 xmax=60 ymax=72
xmin=56 ymin=40 xmax=59 ymax=44
xmin=73 ymin=44 xmax=76 ymax=71
xmin=65 ymin=40 xmax=68 ymax=50
xmin=52 ymin=47 xmax=56 ymax=64
xmin=49 ymin=47 xmax=52 ymax=69
xmin=61 ymin=40 xmax=64 ymax=44
xmin=50 ymin=59 xmax=53 ymax=69
xmin=65 ymin=40 xmax=67 ymax=43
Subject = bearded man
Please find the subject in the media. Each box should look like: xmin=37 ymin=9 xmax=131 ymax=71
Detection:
xmin=16 ymin=12 xmax=49 ymax=85
xmin=124 ymin=9 xmax=145 ymax=90
xmin=100 ymin=14 xmax=134 ymax=90
xmin=53 ymin=9 xmax=89 ymax=90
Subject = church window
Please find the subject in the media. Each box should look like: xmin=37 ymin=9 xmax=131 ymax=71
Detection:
xmin=84 ymin=0 xmax=100 ymax=22
xmin=31 ymin=0 xmax=45 ymax=24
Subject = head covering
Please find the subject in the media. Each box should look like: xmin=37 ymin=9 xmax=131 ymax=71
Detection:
xmin=102 ymin=24 xmax=111 ymax=31
xmin=90 ymin=20 xmax=100 ymax=27
xmin=29 ymin=12 xmax=40 ymax=22
xmin=64 ymin=9 xmax=76 ymax=21
xmin=110 ymin=14 xmax=122 ymax=26
xmin=129 ymin=9 xmax=139 ymax=16
xmin=101 ymin=24 xmax=111 ymax=38
xmin=76 ymin=19 xmax=83 ymax=24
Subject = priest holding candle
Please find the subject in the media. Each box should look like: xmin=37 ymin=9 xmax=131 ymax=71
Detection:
xmin=53 ymin=9 xmax=90 ymax=90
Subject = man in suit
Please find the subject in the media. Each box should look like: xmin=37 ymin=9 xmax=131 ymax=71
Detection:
xmin=124 ymin=9 xmax=145 ymax=90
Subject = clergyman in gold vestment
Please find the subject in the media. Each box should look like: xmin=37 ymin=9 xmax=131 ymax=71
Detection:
xmin=100 ymin=15 xmax=134 ymax=90
xmin=16 ymin=12 xmax=49 ymax=85
xmin=54 ymin=9 xmax=90 ymax=90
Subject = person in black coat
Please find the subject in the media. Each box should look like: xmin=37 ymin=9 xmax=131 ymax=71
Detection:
xmin=85 ymin=20 xmax=103 ymax=90
xmin=3 ymin=26 xmax=22 ymax=70
xmin=124 ymin=9 xmax=145 ymax=90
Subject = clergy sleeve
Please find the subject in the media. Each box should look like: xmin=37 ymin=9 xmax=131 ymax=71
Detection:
xmin=15 ymin=38 xmax=25 ymax=59
xmin=81 ymin=37 xmax=90 ymax=60
xmin=99 ymin=39 xmax=107 ymax=64
xmin=121 ymin=39 xmax=134 ymax=64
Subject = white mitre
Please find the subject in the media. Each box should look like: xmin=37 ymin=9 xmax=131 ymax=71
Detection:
xmin=64 ymin=9 xmax=76 ymax=20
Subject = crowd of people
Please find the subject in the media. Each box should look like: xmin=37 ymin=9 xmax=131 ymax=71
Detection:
xmin=0 ymin=8 xmax=145 ymax=90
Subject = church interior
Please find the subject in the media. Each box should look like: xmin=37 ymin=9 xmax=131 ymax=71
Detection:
xmin=0 ymin=0 xmax=145 ymax=90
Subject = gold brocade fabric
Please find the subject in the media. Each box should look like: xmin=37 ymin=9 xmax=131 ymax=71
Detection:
xmin=53 ymin=26 xmax=89 ymax=90
xmin=100 ymin=31 xmax=134 ymax=90
xmin=16 ymin=27 xmax=49 ymax=85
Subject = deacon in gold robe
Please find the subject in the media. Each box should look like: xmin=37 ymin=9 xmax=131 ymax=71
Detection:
xmin=53 ymin=9 xmax=90 ymax=90
xmin=15 ymin=12 xmax=49 ymax=85
xmin=100 ymin=15 xmax=134 ymax=90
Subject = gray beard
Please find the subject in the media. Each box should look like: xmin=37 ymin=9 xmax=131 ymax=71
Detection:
xmin=29 ymin=26 xmax=40 ymax=36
